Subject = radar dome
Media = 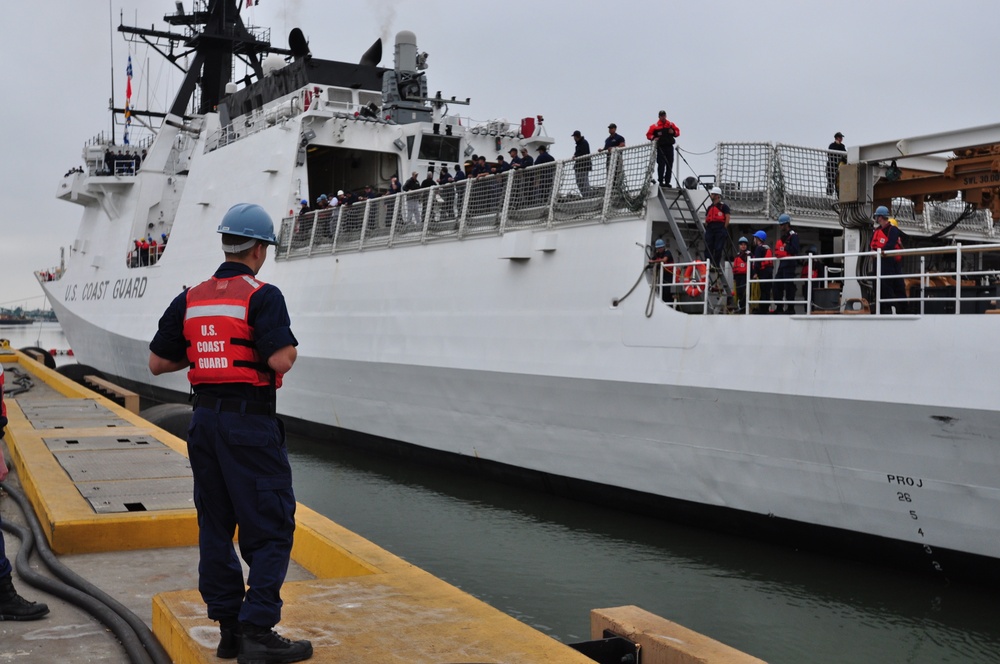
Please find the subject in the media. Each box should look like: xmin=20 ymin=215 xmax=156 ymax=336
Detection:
xmin=262 ymin=54 xmax=287 ymax=77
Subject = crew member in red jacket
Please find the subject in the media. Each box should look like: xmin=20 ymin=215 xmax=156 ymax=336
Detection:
xmin=751 ymin=230 xmax=774 ymax=314
xmin=646 ymin=110 xmax=681 ymax=187
xmin=732 ymin=236 xmax=751 ymax=311
xmin=870 ymin=205 xmax=906 ymax=314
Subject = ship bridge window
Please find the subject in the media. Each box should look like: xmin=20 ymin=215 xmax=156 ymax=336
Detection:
xmin=358 ymin=91 xmax=382 ymax=109
xmin=326 ymin=88 xmax=352 ymax=108
xmin=418 ymin=135 xmax=460 ymax=163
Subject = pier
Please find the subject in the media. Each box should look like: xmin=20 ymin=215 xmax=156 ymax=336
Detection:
xmin=1 ymin=346 xmax=762 ymax=663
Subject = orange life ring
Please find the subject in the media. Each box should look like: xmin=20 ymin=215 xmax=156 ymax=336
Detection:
xmin=683 ymin=262 xmax=706 ymax=297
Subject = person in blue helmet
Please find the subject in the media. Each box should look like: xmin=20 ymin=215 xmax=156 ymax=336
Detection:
xmin=870 ymin=205 xmax=905 ymax=314
xmin=751 ymin=230 xmax=774 ymax=314
xmin=773 ymin=214 xmax=800 ymax=314
xmin=148 ymin=204 xmax=311 ymax=664
xmin=648 ymin=238 xmax=676 ymax=302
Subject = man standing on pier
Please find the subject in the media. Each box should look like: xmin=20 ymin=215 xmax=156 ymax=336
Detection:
xmin=148 ymin=203 xmax=311 ymax=664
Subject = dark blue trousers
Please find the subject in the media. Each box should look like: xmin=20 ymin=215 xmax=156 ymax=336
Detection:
xmin=0 ymin=513 xmax=11 ymax=579
xmin=187 ymin=408 xmax=295 ymax=628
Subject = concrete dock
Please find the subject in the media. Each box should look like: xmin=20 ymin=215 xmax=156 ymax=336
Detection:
xmin=1 ymin=346 xmax=764 ymax=663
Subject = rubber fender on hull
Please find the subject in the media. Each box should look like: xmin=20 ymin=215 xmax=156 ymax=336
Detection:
xmin=56 ymin=364 xmax=106 ymax=386
xmin=18 ymin=347 xmax=56 ymax=369
xmin=140 ymin=403 xmax=193 ymax=440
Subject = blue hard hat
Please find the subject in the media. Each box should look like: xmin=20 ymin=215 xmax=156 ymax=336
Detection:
xmin=738 ymin=236 xmax=748 ymax=244
xmin=217 ymin=203 xmax=277 ymax=245
xmin=873 ymin=205 xmax=890 ymax=219
xmin=654 ymin=239 xmax=665 ymax=248
xmin=754 ymin=230 xmax=767 ymax=241
xmin=318 ymin=194 xmax=328 ymax=201
xmin=300 ymin=199 xmax=308 ymax=205
xmin=778 ymin=213 xmax=791 ymax=224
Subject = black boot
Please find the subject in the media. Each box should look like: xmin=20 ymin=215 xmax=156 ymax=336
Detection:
xmin=238 ymin=623 xmax=312 ymax=664
xmin=217 ymin=618 xmax=242 ymax=659
xmin=0 ymin=575 xmax=49 ymax=621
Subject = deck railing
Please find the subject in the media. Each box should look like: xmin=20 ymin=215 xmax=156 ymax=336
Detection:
xmin=657 ymin=243 xmax=1000 ymax=316
xmin=717 ymin=142 xmax=997 ymax=238
xmin=275 ymin=143 xmax=655 ymax=259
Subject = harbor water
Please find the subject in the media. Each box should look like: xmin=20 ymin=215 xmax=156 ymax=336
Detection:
xmin=3 ymin=322 xmax=1000 ymax=663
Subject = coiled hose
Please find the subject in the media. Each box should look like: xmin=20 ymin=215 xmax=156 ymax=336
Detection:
xmin=0 ymin=481 xmax=172 ymax=664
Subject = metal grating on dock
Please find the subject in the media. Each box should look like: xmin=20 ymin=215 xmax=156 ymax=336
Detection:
xmin=19 ymin=399 xmax=133 ymax=428
xmin=74 ymin=477 xmax=193 ymax=513
xmin=41 ymin=435 xmax=193 ymax=513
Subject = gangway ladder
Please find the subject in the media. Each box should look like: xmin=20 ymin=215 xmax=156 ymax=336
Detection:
xmin=655 ymin=187 xmax=734 ymax=312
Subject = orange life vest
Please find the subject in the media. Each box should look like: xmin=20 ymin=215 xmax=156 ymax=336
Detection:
xmin=705 ymin=204 xmax=727 ymax=225
xmin=733 ymin=252 xmax=749 ymax=276
xmin=183 ymin=275 xmax=282 ymax=388
xmin=871 ymin=226 xmax=903 ymax=261
xmin=684 ymin=262 xmax=706 ymax=297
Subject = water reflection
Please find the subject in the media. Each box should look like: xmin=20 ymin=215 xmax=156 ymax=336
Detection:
xmin=287 ymin=434 xmax=1000 ymax=664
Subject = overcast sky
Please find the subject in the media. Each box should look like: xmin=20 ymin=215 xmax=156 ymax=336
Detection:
xmin=2 ymin=0 xmax=999 ymax=306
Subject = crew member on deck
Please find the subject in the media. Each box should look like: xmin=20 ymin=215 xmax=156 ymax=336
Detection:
xmin=870 ymin=205 xmax=906 ymax=314
xmin=648 ymin=239 xmax=676 ymax=303
xmin=732 ymin=236 xmax=751 ymax=311
xmin=148 ymin=204 xmax=311 ymax=663
xmin=704 ymin=187 xmax=730 ymax=269
xmin=827 ymin=132 xmax=847 ymax=196
xmin=751 ymin=230 xmax=774 ymax=314
xmin=774 ymin=214 xmax=800 ymax=314
xmin=601 ymin=123 xmax=625 ymax=151
xmin=646 ymin=110 xmax=680 ymax=187
xmin=571 ymin=130 xmax=592 ymax=197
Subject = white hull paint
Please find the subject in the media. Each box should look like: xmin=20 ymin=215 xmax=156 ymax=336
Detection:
xmin=44 ymin=213 xmax=1000 ymax=567
xmin=41 ymin=5 xmax=1000 ymax=577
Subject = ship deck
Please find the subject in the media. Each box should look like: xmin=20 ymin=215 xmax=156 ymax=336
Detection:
xmin=0 ymin=347 xmax=761 ymax=663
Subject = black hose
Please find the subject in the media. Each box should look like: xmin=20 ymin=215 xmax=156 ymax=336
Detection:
xmin=0 ymin=482 xmax=172 ymax=664
xmin=613 ymin=265 xmax=653 ymax=308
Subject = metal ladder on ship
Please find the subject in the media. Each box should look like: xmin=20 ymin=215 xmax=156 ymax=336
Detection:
xmin=655 ymin=187 xmax=734 ymax=313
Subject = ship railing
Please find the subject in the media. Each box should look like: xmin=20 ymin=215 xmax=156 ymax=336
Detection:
xmin=207 ymin=97 xmax=303 ymax=152
xmin=717 ymin=142 xmax=997 ymax=237
xmin=651 ymin=258 xmax=714 ymax=315
xmin=275 ymin=143 xmax=655 ymax=259
xmin=35 ymin=268 xmax=63 ymax=283
xmin=737 ymin=243 xmax=1000 ymax=315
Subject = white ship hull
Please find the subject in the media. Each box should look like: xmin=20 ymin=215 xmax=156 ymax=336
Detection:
xmin=40 ymin=3 xmax=1000 ymax=581
xmin=43 ymin=213 xmax=1000 ymax=573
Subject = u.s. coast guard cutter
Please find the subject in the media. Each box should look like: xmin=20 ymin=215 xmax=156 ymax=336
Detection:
xmin=40 ymin=0 xmax=1000 ymax=584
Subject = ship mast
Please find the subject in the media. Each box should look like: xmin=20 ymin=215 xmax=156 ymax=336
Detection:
xmin=118 ymin=0 xmax=292 ymax=118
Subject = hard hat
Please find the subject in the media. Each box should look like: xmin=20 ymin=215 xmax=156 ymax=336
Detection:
xmin=738 ymin=236 xmax=748 ymax=244
xmin=754 ymin=230 xmax=767 ymax=241
xmin=218 ymin=203 xmax=277 ymax=248
xmin=654 ymin=239 xmax=665 ymax=248
xmin=710 ymin=187 xmax=722 ymax=196
xmin=317 ymin=194 xmax=328 ymax=201
xmin=300 ymin=199 xmax=308 ymax=205
xmin=873 ymin=205 xmax=890 ymax=219
xmin=778 ymin=213 xmax=791 ymax=224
